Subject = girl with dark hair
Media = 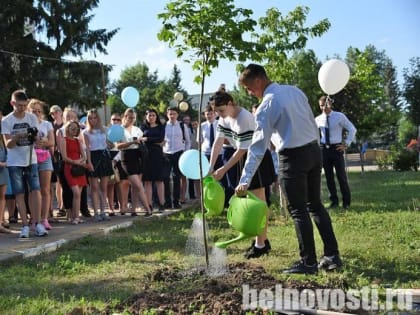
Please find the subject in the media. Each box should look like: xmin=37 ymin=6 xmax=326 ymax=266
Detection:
xmin=140 ymin=109 xmax=165 ymax=211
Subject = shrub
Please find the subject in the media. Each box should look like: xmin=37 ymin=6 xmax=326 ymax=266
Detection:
xmin=392 ymin=148 xmax=418 ymax=171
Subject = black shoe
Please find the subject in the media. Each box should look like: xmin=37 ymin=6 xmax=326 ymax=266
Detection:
xmin=318 ymin=255 xmax=343 ymax=271
xmin=246 ymin=239 xmax=271 ymax=251
xmin=328 ymin=202 xmax=339 ymax=209
xmin=57 ymin=209 xmax=67 ymax=217
xmin=82 ymin=212 xmax=92 ymax=218
xmin=9 ymin=217 xmax=18 ymax=224
xmin=173 ymin=203 xmax=182 ymax=209
xmin=164 ymin=202 xmax=172 ymax=209
xmin=2 ymin=222 xmax=10 ymax=229
xmin=158 ymin=204 xmax=165 ymax=212
xmin=245 ymin=243 xmax=271 ymax=259
xmin=283 ymin=260 xmax=318 ymax=274
xmin=131 ymin=212 xmax=138 ymax=217
xmin=144 ymin=211 xmax=152 ymax=217
xmin=113 ymin=202 xmax=119 ymax=210
xmin=343 ymin=204 xmax=350 ymax=209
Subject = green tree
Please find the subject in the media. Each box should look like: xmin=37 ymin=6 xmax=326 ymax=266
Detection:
xmin=252 ymin=6 xmax=330 ymax=83
xmin=110 ymin=62 xmax=190 ymax=120
xmin=34 ymin=0 xmax=118 ymax=108
xmin=329 ymin=46 xmax=401 ymax=146
xmin=158 ymin=0 xmax=258 ymax=265
xmin=158 ymin=0 xmax=256 ymax=109
xmin=0 ymin=0 xmax=39 ymax=113
xmin=284 ymin=49 xmax=322 ymax=111
xmin=404 ymin=57 xmax=420 ymax=126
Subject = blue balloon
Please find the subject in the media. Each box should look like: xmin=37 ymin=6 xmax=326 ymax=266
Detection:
xmin=178 ymin=149 xmax=210 ymax=180
xmin=121 ymin=86 xmax=139 ymax=108
xmin=107 ymin=124 xmax=125 ymax=142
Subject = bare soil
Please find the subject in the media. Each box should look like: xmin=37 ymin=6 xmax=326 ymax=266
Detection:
xmin=69 ymin=262 xmax=363 ymax=315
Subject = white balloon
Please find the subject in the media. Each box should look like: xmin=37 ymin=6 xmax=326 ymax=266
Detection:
xmin=318 ymin=59 xmax=350 ymax=95
xmin=179 ymin=101 xmax=189 ymax=112
xmin=174 ymin=92 xmax=183 ymax=101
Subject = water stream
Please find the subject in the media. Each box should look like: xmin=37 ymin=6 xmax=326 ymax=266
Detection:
xmin=184 ymin=216 xmax=228 ymax=276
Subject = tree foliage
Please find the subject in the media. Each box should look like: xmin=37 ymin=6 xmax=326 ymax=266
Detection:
xmin=404 ymin=57 xmax=420 ymax=126
xmin=326 ymin=46 xmax=401 ymax=145
xmin=0 ymin=0 xmax=118 ymax=113
xmin=252 ymin=6 xmax=330 ymax=83
xmin=158 ymin=0 xmax=256 ymax=86
xmin=108 ymin=63 xmax=191 ymax=121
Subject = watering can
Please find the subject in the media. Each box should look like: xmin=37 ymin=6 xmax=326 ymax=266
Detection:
xmin=215 ymin=191 xmax=267 ymax=248
xmin=203 ymin=176 xmax=225 ymax=217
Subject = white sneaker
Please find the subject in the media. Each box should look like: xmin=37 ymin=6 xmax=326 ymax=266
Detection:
xmin=20 ymin=225 xmax=30 ymax=238
xmin=35 ymin=223 xmax=48 ymax=236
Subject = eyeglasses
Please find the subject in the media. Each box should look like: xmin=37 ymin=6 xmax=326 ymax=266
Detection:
xmin=112 ymin=118 xmax=121 ymax=121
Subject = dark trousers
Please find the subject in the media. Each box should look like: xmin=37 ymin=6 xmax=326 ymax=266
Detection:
xmin=163 ymin=151 xmax=183 ymax=206
xmin=221 ymin=147 xmax=237 ymax=207
xmin=322 ymin=146 xmax=351 ymax=206
xmin=188 ymin=179 xmax=196 ymax=199
xmin=279 ymin=141 xmax=339 ymax=265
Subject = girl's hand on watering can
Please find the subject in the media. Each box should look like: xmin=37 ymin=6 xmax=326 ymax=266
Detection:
xmin=213 ymin=167 xmax=226 ymax=181
xmin=235 ymin=183 xmax=249 ymax=197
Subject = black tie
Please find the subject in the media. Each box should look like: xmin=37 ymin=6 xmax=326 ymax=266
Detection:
xmin=210 ymin=123 xmax=215 ymax=148
xmin=325 ymin=115 xmax=330 ymax=145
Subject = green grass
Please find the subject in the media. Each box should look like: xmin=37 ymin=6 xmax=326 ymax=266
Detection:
xmin=0 ymin=170 xmax=419 ymax=314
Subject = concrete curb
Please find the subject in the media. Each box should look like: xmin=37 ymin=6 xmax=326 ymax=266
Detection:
xmin=0 ymin=209 xmax=181 ymax=264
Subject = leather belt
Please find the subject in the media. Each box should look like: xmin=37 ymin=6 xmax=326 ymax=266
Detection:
xmin=321 ymin=143 xmax=341 ymax=149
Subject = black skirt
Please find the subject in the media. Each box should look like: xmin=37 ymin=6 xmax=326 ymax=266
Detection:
xmin=121 ymin=148 xmax=143 ymax=176
xmin=142 ymin=144 xmax=165 ymax=181
xmin=235 ymin=149 xmax=276 ymax=190
xmin=89 ymin=150 xmax=114 ymax=178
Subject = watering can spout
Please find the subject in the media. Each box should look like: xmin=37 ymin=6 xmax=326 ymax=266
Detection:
xmin=214 ymin=232 xmax=251 ymax=249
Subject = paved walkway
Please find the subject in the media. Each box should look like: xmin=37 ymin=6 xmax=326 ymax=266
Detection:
xmin=0 ymin=208 xmax=184 ymax=263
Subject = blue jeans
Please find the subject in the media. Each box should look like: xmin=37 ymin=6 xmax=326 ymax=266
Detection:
xmin=8 ymin=164 xmax=41 ymax=194
xmin=279 ymin=141 xmax=339 ymax=264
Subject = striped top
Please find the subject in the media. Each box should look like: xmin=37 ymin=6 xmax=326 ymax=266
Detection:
xmin=216 ymin=107 xmax=255 ymax=150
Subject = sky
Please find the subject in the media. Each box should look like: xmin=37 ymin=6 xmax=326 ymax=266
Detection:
xmin=82 ymin=0 xmax=420 ymax=95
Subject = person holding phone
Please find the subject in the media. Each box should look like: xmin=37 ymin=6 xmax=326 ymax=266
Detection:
xmin=115 ymin=108 xmax=152 ymax=216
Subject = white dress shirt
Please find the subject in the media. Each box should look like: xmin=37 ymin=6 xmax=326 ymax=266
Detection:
xmin=163 ymin=120 xmax=191 ymax=154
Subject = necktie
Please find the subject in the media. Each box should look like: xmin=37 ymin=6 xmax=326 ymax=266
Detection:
xmin=325 ymin=115 xmax=330 ymax=145
xmin=210 ymin=123 xmax=215 ymax=148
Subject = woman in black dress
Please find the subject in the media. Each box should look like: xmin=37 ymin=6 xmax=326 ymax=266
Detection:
xmin=140 ymin=109 xmax=165 ymax=211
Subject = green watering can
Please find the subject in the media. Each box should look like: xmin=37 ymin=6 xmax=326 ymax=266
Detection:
xmin=203 ymin=176 xmax=225 ymax=217
xmin=215 ymin=191 xmax=267 ymax=248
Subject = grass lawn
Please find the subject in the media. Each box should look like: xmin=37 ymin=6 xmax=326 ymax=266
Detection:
xmin=0 ymin=170 xmax=419 ymax=314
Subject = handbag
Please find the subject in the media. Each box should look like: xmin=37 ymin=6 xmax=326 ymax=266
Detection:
xmin=109 ymin=163 xmax=120 ymax=184
xmin=35 ymin=149 xmax=50 ymax=163
xmin=71 ymin=164 xmax=86 ymax=177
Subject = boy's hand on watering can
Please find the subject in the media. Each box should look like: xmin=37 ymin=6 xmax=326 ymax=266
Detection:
xmin=235 ymin=183 xmax=249 ymax=197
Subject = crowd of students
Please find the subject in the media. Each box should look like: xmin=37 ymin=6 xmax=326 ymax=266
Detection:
xmin=0 ymin=93 xmax=199 ymax=237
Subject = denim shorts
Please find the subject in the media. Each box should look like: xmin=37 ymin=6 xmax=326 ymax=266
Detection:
xmin=37 ymin=156 xmax=54 ymax=172
xmin=8 ymin=164 xmax=41 ymax=194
